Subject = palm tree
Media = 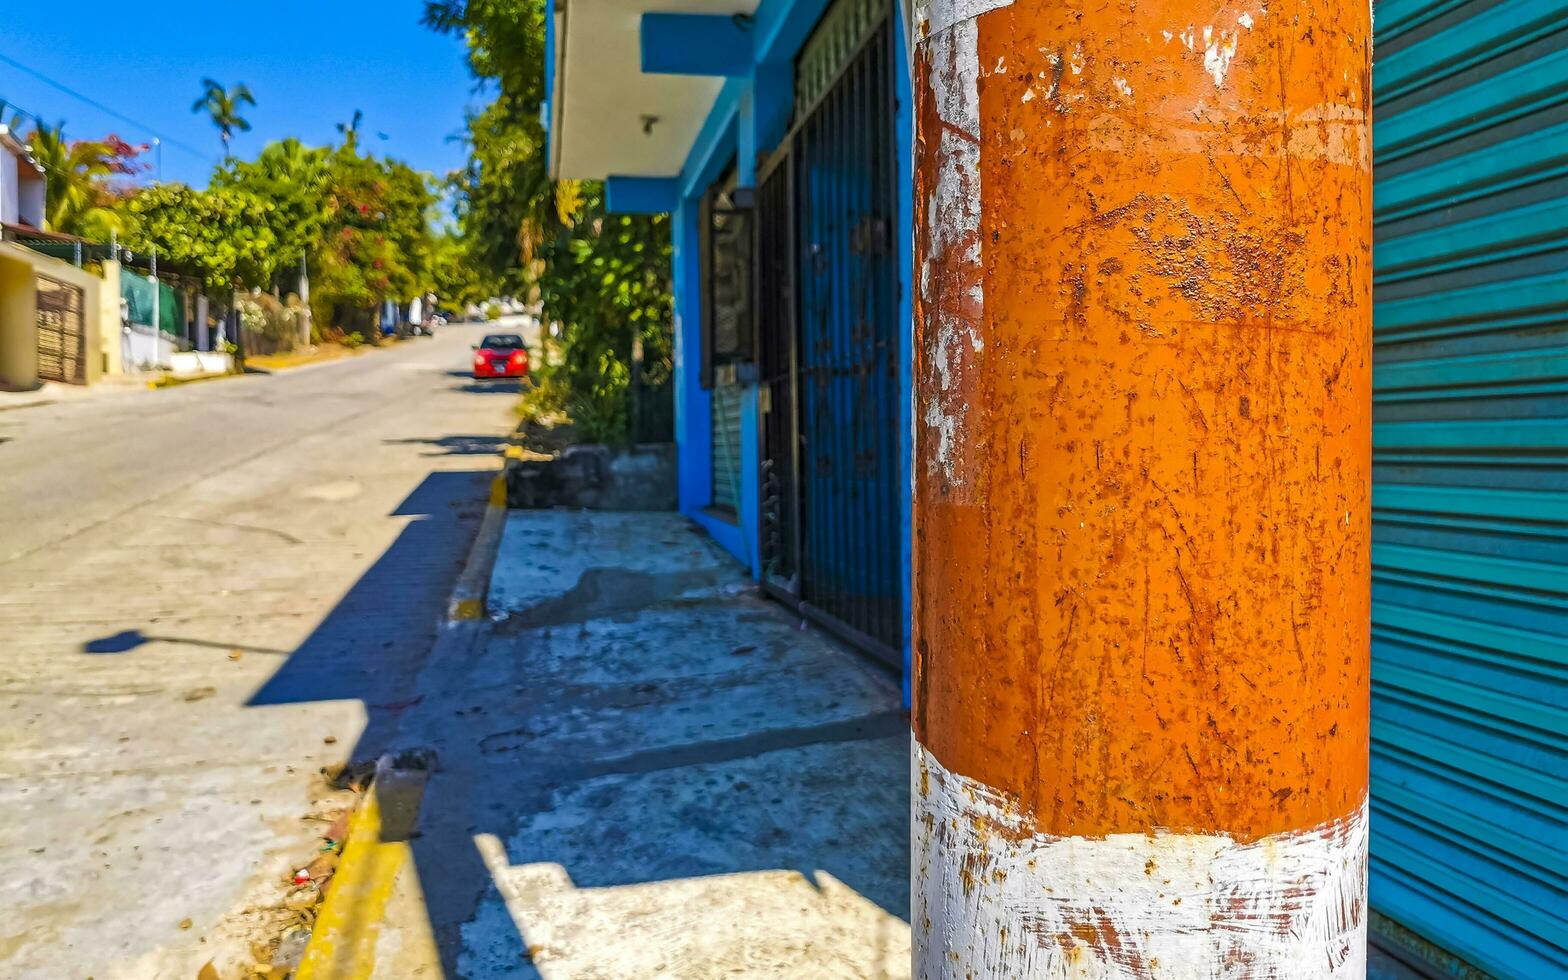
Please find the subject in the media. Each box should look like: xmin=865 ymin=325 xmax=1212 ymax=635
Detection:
xmin=336 ymin=109 xmax=364 ymax=152
xmin=26 ymin=123 xmax=136 ymax=238
xmin=192 ymin=79 xmax=256 ymax=158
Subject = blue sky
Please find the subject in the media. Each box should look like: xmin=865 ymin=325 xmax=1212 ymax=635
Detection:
xmin=0 ymin=1 xmax=480 ymax=191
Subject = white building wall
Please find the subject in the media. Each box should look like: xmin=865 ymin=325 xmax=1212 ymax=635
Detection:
xmin=0 ymin=144 xmax=19 ymax=226
xmin=17 ymin=174 xmax=44 ymax=227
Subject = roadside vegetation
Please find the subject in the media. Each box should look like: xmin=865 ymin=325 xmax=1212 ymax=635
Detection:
xmin=425 ymin=0 xmax=674 ymax=444
xmin=8 ymin=97 xmax=479 ymax=350
xmin=8 ymin=0 xmax=674 ymax=443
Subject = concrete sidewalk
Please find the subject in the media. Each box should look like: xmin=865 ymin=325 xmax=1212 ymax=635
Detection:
xmin=362 ymin=511 xmax=910 ymax=978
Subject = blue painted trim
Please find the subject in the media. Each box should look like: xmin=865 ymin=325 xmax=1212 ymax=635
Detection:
xmin=544 ymin=0 xmax=556 ymax=165
xmin=691 ymin=510 xmax=746 ymax=563
xmin=740 ymin=60 xmax=793 ymax=190
xmin=671 ymin=195 xmax=712 ymax=516
xmin=752 ymin=0 xmax=834 ymax=65
xmin=641 ymin=13 xmax=753 ymax=76
xmin=893 ymin=13 xmax=914 ymax=705
xmin=737 ymin=89 xmax=759 ymax=188
xmin=605 ymin=176 xmax=678 ymax=214
xmin=679 ymin=79 xmax=745 ymax=199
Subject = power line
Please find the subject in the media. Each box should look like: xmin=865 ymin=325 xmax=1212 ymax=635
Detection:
xmin=0 ymin=51 xmax=214 ymax=162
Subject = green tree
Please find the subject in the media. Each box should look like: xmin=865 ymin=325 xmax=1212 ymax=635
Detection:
xmin=119 ymin=183 xmax=277 ymax=291
xmin=426 ymin=0 xmax=673 ymax=442
xmin=192 ymin=79 xmax=256 ymax=158
xmin=537 ymin=189 xmax=673 ymax=441
xmin=210 ymin=135 xmax=439 ymax=332
xmin=26 ymin=123 xmax=147 ymax=238
xmin=307 ymin=145 xmax=437 ymax=329
xmin=428 ymin=230 xmax=490 ymax=310
xmin=212 ymin=137 xmax=330 ymax=278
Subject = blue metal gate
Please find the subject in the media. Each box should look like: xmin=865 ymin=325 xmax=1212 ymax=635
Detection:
xmin=761 ymin=9 xmax=900 ymax=661
xmin=1370 ymin=1 xmax=1568 ymax=974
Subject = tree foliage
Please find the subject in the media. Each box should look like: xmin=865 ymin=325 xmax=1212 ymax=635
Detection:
xmin=536 ymin=190 xmax=673 ymax=441
xmin=212 ymin=138 xmax=437 ymax=329
xmin=425 ymin=0 xmax=674 ymax=442
xmin=212 ymin=137 xmax=329 ymax=273
xmin=119 ymin=183 xmax=278 ymax=291
xmin=13 ymin=89 xmax=444 ymax=340
xmin=428 ymin=230 xmax=490 ymax=309
xmin=25 ymin=123 xmax=147 ymax=239
xmin=307 ymin=146 xmax=436 ymax=326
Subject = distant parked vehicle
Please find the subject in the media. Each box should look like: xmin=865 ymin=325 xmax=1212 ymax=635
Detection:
xmin=472 ymin=333 xmax=529 ymax=379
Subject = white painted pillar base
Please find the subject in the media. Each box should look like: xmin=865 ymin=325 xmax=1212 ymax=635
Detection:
xmin=912 ymin=740 xmax=1368 ymax=979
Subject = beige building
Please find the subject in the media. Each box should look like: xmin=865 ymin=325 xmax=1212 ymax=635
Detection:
xmin=0 ymin=243 xmax=123 ymax=390
xmin=0 ymin=127 xmax=123 ymax=390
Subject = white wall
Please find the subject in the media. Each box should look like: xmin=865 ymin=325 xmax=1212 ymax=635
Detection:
xmin=17 ymin=173 xmax=44 ymax=227
xmin=122 ymin=323 xmax=177 ymax=371
xmin=0 ymin=144 xmax=18 ymax=227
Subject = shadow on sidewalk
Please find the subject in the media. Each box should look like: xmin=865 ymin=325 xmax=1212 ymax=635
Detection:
xmin=111 ymin=460 xmax=910 ymax=975
xmin=389 ymin=512 xmax=911 ymax=977
xmin=245 ymin=469 xmax=493 ymax=763
xmin=263 ymin=508 xmax=909 ymax=972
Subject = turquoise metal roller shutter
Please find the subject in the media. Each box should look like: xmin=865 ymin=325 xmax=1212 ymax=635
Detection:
xmin=1372 ymin=0 xmax=1568 ymax=975
xmin=711 ymin=380 xmax=744 ymax=511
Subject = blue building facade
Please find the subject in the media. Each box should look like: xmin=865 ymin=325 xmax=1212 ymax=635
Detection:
xmin=547 ymin=0 xmax=915 ymax=677
xmin=546 ymin=0 xmax=1568 ymax=974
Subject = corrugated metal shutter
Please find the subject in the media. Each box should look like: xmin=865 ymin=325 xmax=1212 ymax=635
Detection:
xmin=1371 ymin=1 xmax=1568 ymax=975
xmin=711 ymin=380 xmax=744 ymax=511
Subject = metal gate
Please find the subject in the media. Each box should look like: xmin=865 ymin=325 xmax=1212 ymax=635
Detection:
xmin=1369 ymin=1 xmax=1568 ymax=974
xmin=757 ymin=150 xmax=800 ymax=595
xmin=759 ymin=10 xmax=899 ymax=661
xmin=35 ymin=275 xmax=85 ymax=384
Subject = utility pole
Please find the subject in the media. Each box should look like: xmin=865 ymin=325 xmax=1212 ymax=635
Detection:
xmin=299 ymin=253 xmax=312 ymax=348
xmin=910 ymin=0 xmax=1372 ymax=976
xmin=149 ymin=246 xmax=159 ymax=364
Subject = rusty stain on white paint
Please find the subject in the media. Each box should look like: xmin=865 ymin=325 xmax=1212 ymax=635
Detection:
xmin=912 ymin=741 xmax=1369 ymax=979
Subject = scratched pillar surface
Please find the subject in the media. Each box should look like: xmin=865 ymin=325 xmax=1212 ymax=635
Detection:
xmin=909 ymin=0 xmax=1372 ymax=974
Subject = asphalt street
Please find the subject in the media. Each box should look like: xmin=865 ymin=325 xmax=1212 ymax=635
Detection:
xmin=0 ymin=323 xmax=521 ymax=978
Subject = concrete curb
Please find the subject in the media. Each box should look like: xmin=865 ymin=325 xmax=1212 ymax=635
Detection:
xmin=243 ymin=344 xmax=375 ymax=374
xmin=148 ymin=370 xmax=236 ymax=389
xmin=294 ymin=755 xmax=431 ymax=980
xmin=447 ymin=475 xmax=508 ymax=621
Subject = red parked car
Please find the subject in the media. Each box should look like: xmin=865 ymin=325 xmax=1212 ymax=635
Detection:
xmin=472 ymin=333 xmax=529 ymax=379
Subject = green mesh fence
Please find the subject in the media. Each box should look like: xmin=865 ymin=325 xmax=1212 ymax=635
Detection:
xmin=121 ymin=274 xmax=184 ymax=335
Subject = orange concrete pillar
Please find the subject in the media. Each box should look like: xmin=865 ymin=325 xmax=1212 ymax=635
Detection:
xmin=909 ymin=0 xmax=1372 ymax=974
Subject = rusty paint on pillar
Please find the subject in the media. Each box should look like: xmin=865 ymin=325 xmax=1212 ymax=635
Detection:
xmin=910 ymin=0 xmax=1372 ymax=972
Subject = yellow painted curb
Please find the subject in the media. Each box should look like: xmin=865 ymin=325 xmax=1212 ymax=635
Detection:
xmin=148 ymin=371 xmax=233 ymax=389
xmin=295 ymin=762 xmax=427 ymax=979
xmin=245 ymin=345 xmax=367 ymax=372
xmin=446 ymin=494 xmax=507 ymax=621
